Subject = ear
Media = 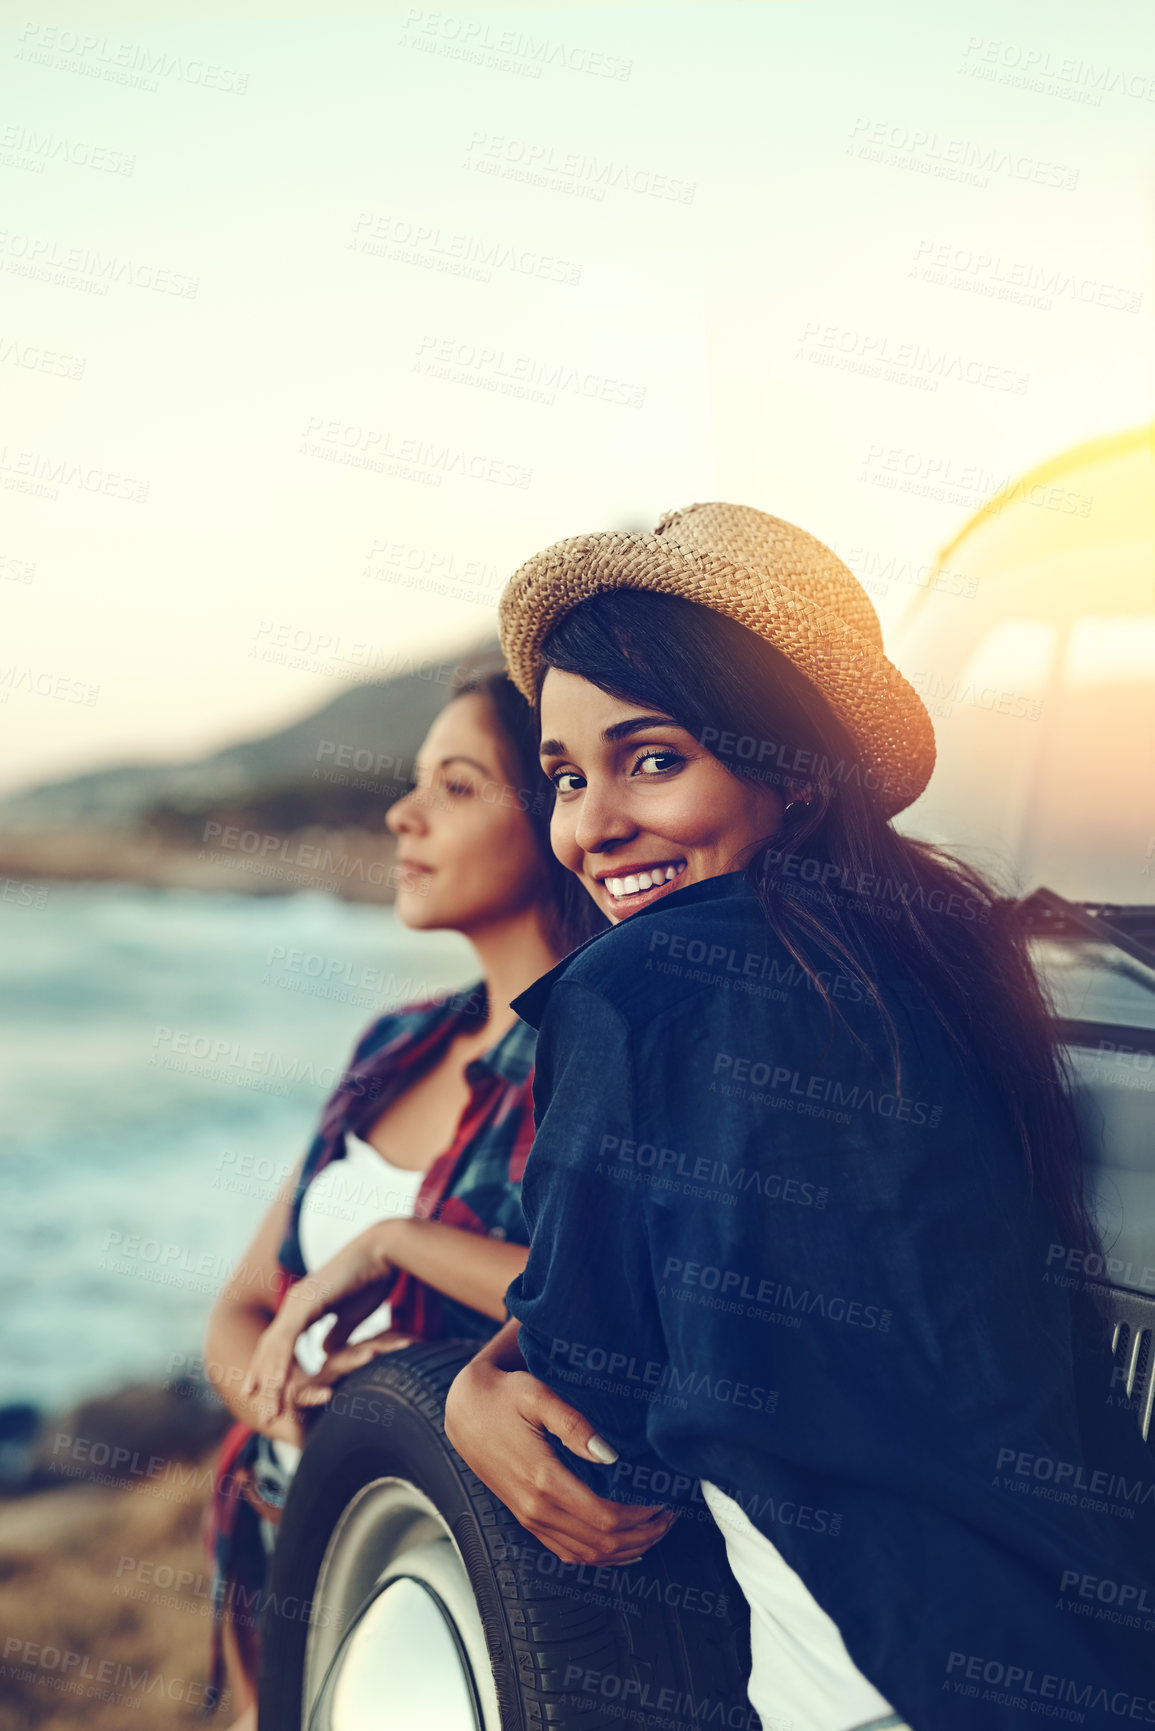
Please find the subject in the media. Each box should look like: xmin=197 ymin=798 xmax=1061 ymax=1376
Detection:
xmin=781 ymin=778 xmax=814 ymax=808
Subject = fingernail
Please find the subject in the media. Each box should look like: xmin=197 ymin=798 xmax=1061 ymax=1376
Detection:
xmin=586 ymin=1434 xmax=618 ymax=1463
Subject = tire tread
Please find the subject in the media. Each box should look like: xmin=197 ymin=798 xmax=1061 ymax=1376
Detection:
xmin=259 ymin=1342 xmax=756 ymax=1730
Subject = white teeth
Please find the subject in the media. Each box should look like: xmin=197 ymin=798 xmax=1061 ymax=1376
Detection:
xmin=604 ymin=861 xmax=687 ymax=899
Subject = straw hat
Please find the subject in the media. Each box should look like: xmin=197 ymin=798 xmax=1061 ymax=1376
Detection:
xmin=497 ymin=501 xmax=936 ymax=817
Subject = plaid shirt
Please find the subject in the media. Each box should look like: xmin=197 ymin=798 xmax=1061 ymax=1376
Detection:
xmin=279 ymin=978 xmax=536 ymax=1336
xmin=203 ymin=982 xmax=537 ymax=1711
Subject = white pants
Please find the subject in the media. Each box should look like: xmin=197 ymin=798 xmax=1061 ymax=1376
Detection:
xmin=701 ymin=1480 xmax=906 ymax=1731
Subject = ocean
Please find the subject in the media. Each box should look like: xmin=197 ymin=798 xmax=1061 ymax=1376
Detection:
xmin=1 ymin=883 xmax=478 ymax=1412
xmin=9 ymin=883 xmax=1152 ymax=1417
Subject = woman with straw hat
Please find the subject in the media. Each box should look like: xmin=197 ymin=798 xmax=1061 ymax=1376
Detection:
xmin=440 ymin=503 xmax=1155 ymax=1731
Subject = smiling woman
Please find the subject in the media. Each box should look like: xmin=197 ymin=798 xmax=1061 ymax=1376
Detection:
xmin=444 ymin=502 xmax=1155 ymax=1731
xmin=538 ymin=675 xmax=785 ymax=920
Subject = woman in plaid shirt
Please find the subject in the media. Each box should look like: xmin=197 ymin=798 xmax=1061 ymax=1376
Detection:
xmin=201 ymin=664 xmax=604 ymax=1728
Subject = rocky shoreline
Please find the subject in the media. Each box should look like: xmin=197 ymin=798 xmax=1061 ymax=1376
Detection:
xmin=0 ymin=825 xmax=405 ymax=903
xmin=0 ymin=1377 xmax=234 ymax=1729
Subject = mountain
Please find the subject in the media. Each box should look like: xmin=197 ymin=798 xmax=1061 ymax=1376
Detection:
xmin=0 ymin=635 xmax=502 ymax=833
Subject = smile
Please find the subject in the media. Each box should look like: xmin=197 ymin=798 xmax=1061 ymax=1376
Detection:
xmin=600 ymin=860 xmax=687 ymax=904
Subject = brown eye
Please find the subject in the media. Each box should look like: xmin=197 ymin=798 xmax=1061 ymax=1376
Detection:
xmin=633 ymin=750 xmax=685 ymax=776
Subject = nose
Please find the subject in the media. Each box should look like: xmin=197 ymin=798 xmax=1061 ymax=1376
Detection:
xmin=571 ymin=777 xmax=636 ymax=860
xmin=386 ymin=786 xmax=427 ymax=837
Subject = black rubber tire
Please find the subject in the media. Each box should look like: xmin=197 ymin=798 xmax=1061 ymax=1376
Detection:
xmin=258 ymin=1340 xmax=757 ymax=1730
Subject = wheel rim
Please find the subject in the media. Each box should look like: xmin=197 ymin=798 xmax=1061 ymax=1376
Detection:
xmin=303 ymin=1477 xmax=502 ymax=1731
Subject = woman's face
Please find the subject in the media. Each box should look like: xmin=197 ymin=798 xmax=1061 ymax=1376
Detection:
xmin=386 ymin=693 xmax=549 ymax=933
xmin=539 ymin=668 xmax=785 ymax=924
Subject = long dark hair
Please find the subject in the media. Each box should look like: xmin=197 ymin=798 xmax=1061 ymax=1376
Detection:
xmin=535 ymin=590 xmax=1104 ymax=1283
xmin=449 ymin=657 xmax=609 ymax=957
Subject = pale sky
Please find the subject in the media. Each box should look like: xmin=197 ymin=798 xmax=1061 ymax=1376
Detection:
xmin=1 ymin=0 xmax=1151 ymax=793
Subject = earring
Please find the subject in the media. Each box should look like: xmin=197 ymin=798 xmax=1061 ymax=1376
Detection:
xmin=784 ymin=796 xmax=812 ymax=820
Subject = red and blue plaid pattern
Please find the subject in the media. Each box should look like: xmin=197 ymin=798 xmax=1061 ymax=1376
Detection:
xmin=202 ymin=982 xmax=536 ymax=1711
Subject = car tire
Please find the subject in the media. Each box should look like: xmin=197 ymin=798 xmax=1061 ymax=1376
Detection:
xmin=257 ymin=1340 xmax=757 ymax=1730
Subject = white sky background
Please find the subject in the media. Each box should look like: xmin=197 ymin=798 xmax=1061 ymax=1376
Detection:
xmin=1 ymin=0 xmax=1151 ymax=794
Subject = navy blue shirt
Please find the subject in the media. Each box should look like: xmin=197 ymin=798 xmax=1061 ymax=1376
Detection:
xmin=505 ymin=870 xmax=1155 ymax=1731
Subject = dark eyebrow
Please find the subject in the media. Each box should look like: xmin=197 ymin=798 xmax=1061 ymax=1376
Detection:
xmin=539 ymin=714 xmax=679 ymax=759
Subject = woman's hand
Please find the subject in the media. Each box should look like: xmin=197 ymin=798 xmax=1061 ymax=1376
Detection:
xmin=444 ymin=1355 xmax=676 ymax=1566
xmin=261 ymin=1402 xmax=307 ymax=1450
xmin=289 ymin=1330 xmax=419 ymax=1411
xmin=249 ymin=1332 xmax=418 ymax=1443
xmin=241 ymin=1224 xmax=398 ymax=1424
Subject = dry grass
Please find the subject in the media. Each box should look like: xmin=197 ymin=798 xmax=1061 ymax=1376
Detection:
xmin=0 ymin=1450 xmax=239 ymax=1730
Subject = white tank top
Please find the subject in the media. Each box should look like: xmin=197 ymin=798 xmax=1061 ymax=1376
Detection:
xmin=293 ymin=1131 xmax=428 ymax=1375
xmin=700 ymin=1480 xmax=900 ymax=1731
xmin=271 ymin=1134 xmax=428 ymax=1475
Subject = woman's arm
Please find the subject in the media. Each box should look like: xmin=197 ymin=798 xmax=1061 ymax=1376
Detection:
xmin=203 ymin=1170 xmax=308 ymax=1447
xmin=444 ymin=982 xmax=682 ymax=1563
xmin=468 ymin=1315 xmax=527 ymax=1370
xmin=241 ymin=1217 xmax=527 ymax=1418
xmin=365 ymin=1216 xmax=528 ymax=1324
xmin=445 ymin=1321 xmax=675 ymax=1565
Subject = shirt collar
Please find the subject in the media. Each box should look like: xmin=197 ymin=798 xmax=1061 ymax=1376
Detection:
xmin=510 ymin=869 xmax=755 ymax=1032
